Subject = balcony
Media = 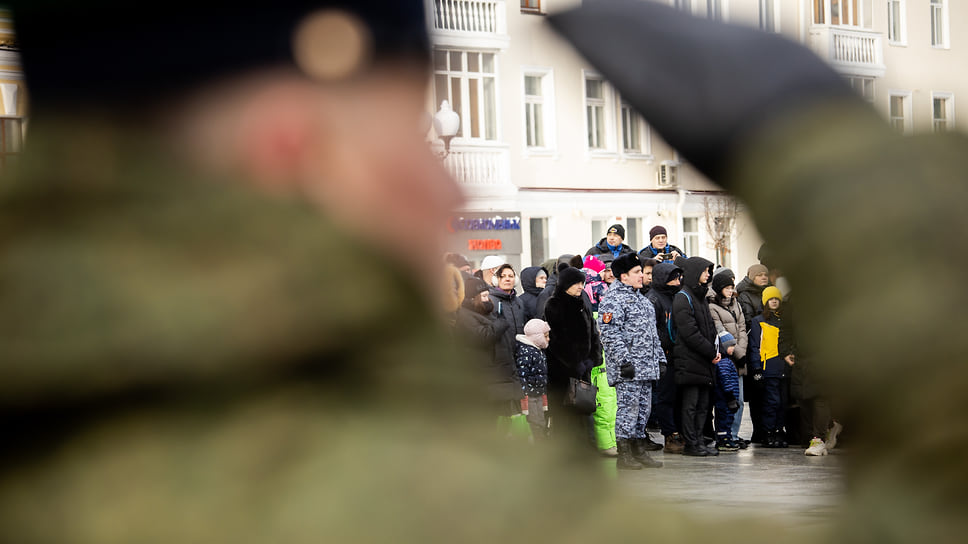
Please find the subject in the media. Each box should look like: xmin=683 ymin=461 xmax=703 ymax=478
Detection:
xmin=427 ymin=0 xmax=510 ymax=50
xmin=807 ymin=26 xmax=885 ymax=78
xmin=441 ymin=143 xmax=515 ymax=197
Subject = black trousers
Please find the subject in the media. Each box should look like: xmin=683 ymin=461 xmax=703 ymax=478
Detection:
xmin=679 ymin=384 xmax=712 ymax=447
xmin=655 ymin=365 xmax=681 ymax=436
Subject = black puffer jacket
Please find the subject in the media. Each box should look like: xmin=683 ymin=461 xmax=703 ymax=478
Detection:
xmin=585 ymin=238 xmax=635 ymax=260
xmin=735 ymin=276 xmax=765 ymax=333
xmin=646 ymin=262 xmax=683 ymax=357
xmin=544 ymin=283 xmax=602 ymax=390
xmin=454 ymin=304 xmax=515 ymax=401
xmin=488 ymin=287 xmax=526 ymax=399
xmin=671 ymin=257 xmax=718 ymax=386
xmin=518 ymin=266 xmax=546 ymax=323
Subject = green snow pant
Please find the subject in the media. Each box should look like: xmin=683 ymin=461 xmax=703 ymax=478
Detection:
xmin=591 ymin=362 xmax=617 ymax=450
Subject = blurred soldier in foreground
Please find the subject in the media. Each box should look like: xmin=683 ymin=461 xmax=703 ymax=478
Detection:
xmin=0 ymin=2 xmax=614 ymax=542
xmin=551 ymin=0 xmax=968 ymax=539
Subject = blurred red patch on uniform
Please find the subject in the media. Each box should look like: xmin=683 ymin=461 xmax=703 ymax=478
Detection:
xmin=602 ymin=313 xmax=612 ymax=324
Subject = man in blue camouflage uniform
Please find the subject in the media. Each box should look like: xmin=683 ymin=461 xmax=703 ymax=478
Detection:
xmin=599 ymin=253 xmax=666 ymax=469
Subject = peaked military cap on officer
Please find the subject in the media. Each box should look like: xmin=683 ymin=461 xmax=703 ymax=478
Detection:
xmin=11 ymin=0 xmax=431 ymax=109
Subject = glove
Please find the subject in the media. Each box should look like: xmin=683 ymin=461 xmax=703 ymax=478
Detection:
xmin=548 ymin=0 xmax=875 ymax=182
xmin=752 ymin=371 xmax=764 ymax=382
xmin=727 ymin=398 xmax=740 ymax=413
xmin=620 ymin=363 xmax=635 ymax=380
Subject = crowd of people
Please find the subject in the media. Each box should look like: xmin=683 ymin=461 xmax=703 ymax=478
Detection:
xmin=447 ymin=224 xmax=843 ymax=469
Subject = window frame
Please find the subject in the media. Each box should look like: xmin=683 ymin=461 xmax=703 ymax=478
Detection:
xmin=582 ymin=70 xmax=617 ymax=155
xmin=620 ymin=100 xmax=653 ymax=160
xmin=759 ymin=0 xmax=780 ymax=32
xmin=433 ymin=49 xmax=500 ymax=143
xmin=0 ymin=116 xmax=24 ymax=172
xmin=529 ymin=217 xmax=549 ymax=267
xmin=886 ymin=0 xmax=907 ymax=45
xmin=682 ymin=217 xmax=700 ymax=259
xmin=846 ymin=76 xmax=875 ymax=103
xmin=930 ymin=0 xmax=950 ymax=49
xmin=703 ymin=0 xmax=727 ymax=21
xmin=522 ymin=67 xmax=556 ymax=155
xmin=520 ymin=0 xmax=541 ymax=14
xmin=888 ymin=90 xmax=912 ymax=135
xmin=813 ymin=0 xmax=866 ymax=27
xmin=931 ymin=92 xmax=955 ymax=133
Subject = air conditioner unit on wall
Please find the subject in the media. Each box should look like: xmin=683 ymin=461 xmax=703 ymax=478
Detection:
xmin=658 ymin=160 xmax=679 ymax=188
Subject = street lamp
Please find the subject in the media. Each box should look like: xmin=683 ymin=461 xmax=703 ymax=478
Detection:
xmin=433 ymin=100 xmax=460 ymax=158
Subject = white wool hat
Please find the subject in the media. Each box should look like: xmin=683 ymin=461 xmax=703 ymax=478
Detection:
xmin=480 ymin=255 xmax=506 ymax=270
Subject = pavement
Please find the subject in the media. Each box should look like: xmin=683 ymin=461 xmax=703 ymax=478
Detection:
xmin=606 ymin=411 xmax=847 ymax=531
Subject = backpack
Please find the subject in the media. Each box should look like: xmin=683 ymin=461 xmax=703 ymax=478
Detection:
xmin=667 ymin=289 xmax=694 ymax=344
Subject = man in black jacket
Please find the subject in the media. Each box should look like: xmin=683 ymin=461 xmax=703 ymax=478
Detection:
xmin=671 ymin=257 xmax=720 ymax=457
xmin=646 ymin=262 xmax=685 ymax=453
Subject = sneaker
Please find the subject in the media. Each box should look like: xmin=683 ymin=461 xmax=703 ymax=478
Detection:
xmin=717 ymin=438 xmax=740 ymax=452
xmin=825 ymin=420 xmax=843 ymax=451
xmin=735 ymin=437 xmax=749 ymax=449
xmin=805 ymin=437 xmax=828 ymax=456
xmin=599 ymin=446 xmax=618 ymax=458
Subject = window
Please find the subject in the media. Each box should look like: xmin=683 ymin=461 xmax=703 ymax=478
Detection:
xmin=521 ymin=0 xmax=541 ymax=13
xmin=530 ymin=218 xmax=549 ymax=266
xmin=930 ymin=0 xmax=949 ymax=48
xmin=621 ymin=102 xmax=639 ymax=153
xmin=620 ymin=101 xmax=652 ymax=157
xmin=846 ymin=76 xmax=874 ymax=102
xmin=591 ymin=219 xmax=606 ymax=246
xmin=682 ymin=217 xmax=699 ymax=258
xmin=704 ymin=0 xmax=724 ymax=21
xmin=584 ymin=73 xmax=615 ymax=151
xmin=813 ymin=0 xmax=867 ymax=26
xmin=0 ymin=117 xmax=24 ymax=171
xmin=760 ymin=0 xmax=778 ymax=32
xmin=433 ymin=49 xmax=498 ymax=141
xmin=626 ymin=218 xmax=641 ymax=251
xmin=932 ymin=93 xmax=954 ymax=133
xmin=523 ymin=69 xmax=555 ymax=152
xmin=887 ymin=0 xmax=906 ymax=44
xmin=889 ymin=91 xmax=912 ymax=135
xmin=586 ymin=77 xmax=606 ymax=149
xmin=674 ymin=0 xmax=693 ymax=12
xmin=525 ymin=76 xmax=544 ymax=148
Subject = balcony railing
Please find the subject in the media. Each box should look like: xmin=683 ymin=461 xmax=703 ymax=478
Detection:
xmin=807 ymin=26 xmax=885 ymax=78
xmin=434 ymin=0 xmax=500 ymax=33
xmin=442 ymin=143 xmax=514 ymax=195
xmin=428 ymin=0 xmax=509 ymax=50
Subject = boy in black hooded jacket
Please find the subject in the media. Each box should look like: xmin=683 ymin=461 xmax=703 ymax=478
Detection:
xmin=671 ymin=257 xmax=720 ymax=456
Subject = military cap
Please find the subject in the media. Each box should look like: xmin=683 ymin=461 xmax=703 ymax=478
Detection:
xmin=11 ymin=0 xmax=431 ymax=108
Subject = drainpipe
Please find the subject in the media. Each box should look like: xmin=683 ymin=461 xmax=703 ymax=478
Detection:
xmin=676 ymin=188 xmax=687 ymax=245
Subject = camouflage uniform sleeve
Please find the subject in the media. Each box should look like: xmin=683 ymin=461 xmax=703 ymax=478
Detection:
xmin=599 ymin=292 xmax=630 ymax=387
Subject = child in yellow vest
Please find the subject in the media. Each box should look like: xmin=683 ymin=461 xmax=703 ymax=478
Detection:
xmin=748 ymin=286 xmax=787 ymax=448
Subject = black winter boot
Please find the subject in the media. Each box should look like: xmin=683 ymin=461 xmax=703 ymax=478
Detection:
xmin=631 ymin=439 xmax=664 ymax=468
xmin=616 ymin=440 xmax=644 ymax=470
xmin=774 ymin=429 xmax=789 ymax=448
xmin=763 ymin=431 xmax=777 ymax=448
xmin=640 ymin=434 xmax=663 ymax=451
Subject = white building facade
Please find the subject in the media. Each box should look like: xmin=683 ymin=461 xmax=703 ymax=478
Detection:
xmin=428 ymin=0 xmax=965 ymax=272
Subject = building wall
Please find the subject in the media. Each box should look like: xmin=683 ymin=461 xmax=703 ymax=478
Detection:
xmin=431 ymin=0 xmax=967 ymax=274
xmin=430 ymin=0 xmax=757 ymax=274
